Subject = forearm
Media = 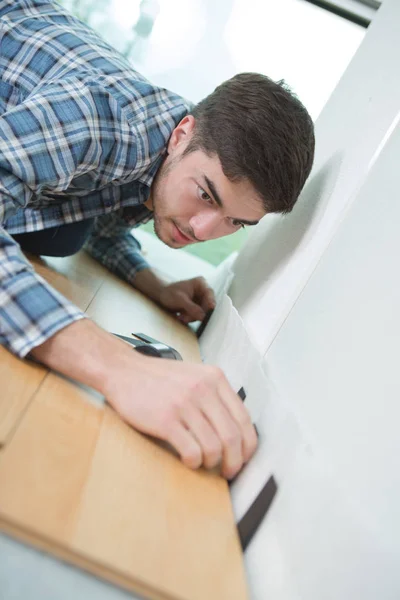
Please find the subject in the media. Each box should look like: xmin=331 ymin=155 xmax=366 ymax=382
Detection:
xmin=84 ymin=214 xmax=174 ymax=303
xmin=30 ymin=319 xmax=140 ymax=396
xmin=132 ymin=267 xmax=170 ymax=303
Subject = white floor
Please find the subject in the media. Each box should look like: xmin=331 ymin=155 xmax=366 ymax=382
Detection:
xmin=134 ymin=229 xmax=215 ymax=281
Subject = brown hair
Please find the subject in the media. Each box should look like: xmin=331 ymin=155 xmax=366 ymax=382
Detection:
xmin=185 ymin=73 xmax=315 ymax=214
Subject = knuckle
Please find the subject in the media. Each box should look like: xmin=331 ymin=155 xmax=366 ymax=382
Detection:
xmin=203 ymin=440 xmax=222 ymax=465
xmin=247 ymin=428 xmax=259 ymax=455
xmin=221 ymin=428 xmax=240 ymax=449
xmin=182 ymin=447 xmax=202 ymax=470
xmin=222 ymin=453 xmax=244 ymax=479
xmin=206 ymin=365 xmax=225 ymax=382
xmin=159 ymin=410 xmax=178 ymax=437
xmin=242 ymin=440 xmax=256 ymax=464
xmin=175 ymin=290 xmax=187 ymax=302
xmin=189 ymin=378 xmax=209 ymax=398
xmin=224 ymin=463 xmax=242 ymax=481
xmin=174 ymin=396 xmax=193 ymax=419
xmin=238 ymin=410 xmax=253 ymax=428
xmin=190 ymin=371 xmax=218 ymax=396
xmin=185 ymin=366 xmax=226 ymax=400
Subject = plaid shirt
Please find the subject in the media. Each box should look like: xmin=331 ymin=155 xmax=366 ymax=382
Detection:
xmin=0 ymin=0 xmax=192 ymax=357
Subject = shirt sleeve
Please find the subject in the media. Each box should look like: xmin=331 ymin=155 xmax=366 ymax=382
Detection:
xmin=84 ymin=210 xmax=150 ymax=285
xmin=0 ymin=78 xmax=140 ymax=196
xmin=0 ymin=217 xmax=86 ymax=358
xmin=0 ymin=80 xmax=127 ymax=357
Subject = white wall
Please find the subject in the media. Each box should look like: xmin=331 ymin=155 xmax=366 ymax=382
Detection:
xmin=218 ymin=1 xmax=400 ymax=597
xmin=63 ymin=0 xmax=365 ymax=118
xmin=238 ymin=112 xmax=400 ymax=600
xmin=229 ymin=0 xmax=400 ymax=356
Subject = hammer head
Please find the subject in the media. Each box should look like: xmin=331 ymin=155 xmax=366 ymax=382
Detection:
xmin=132 ymin=333 xmax=183 ymax=360
xmin=113 ymin=332 xmax=183 ymax=360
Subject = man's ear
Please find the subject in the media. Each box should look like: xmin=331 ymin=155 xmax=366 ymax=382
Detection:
xmin=167 ymin=115 xmax=196 ymax=154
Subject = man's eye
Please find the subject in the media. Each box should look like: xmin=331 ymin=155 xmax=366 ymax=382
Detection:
xmin=231 ymin=219 xmax=245 ymax=229
xmin=198 ymin=187 xmax=212 ymax=203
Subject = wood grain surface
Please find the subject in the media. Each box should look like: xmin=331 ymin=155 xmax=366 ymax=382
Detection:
xmin=0 ymin=348 xmax=47 ymax=447
xmin=0 ymin=251 xmax=248 ymax=600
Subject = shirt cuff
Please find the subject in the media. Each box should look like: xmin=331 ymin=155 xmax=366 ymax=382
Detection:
xmin=0 ymin=268 xmax=86 ymax=358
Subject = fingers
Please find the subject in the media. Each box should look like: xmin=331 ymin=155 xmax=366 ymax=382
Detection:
xmin=166 ymin=422 xmax=203 ymax=470
xmin=217 ymin=376 xmax=258 ymax=465
xmin=168 ymin=397 xmax=247 ymax=478
xmin=177 ymin=293 xmax=205 ymax=322
xmin=162 ymin=278 xmax=215 ymax=323
xmin=199 ymin=397 xmax=244 ymax=479
xmin=180 ymin=403 xmax=222 ymax=469
xmin=199 ymin=285 xmax=216 ymax=313
xmin=134 ymin=356 xmax=257 ymax=479
xmin=181 ymin=368 xmax=258 ymax=479
xmin=191 ymin=277 xmax=216 ymax=313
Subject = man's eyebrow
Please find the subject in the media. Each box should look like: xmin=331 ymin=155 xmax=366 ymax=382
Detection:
xmin=204 ymin=175 xmax=223 ymax=208
xmin=237 ymin=219 xmax=260 ymax=226
xmin=203 ymin=174 xmax=260 ymax=226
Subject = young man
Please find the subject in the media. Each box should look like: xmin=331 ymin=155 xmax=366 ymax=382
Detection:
xmin=0 ymin=0 xmax=315 ymax=479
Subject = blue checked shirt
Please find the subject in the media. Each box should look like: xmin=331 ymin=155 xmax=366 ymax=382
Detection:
xmin=0 ymin=0 xmax=192 ymax=357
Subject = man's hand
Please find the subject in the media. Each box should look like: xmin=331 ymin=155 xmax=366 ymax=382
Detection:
xmin=133 ymin=269 xmax=215 ymax=324
xmin=104 ymin=350 xmax=258 ymax=479
xmin=159 ymin=277 xmax=216 ymax=324
xmin=31 ymin=320 xmax=258 ymax=479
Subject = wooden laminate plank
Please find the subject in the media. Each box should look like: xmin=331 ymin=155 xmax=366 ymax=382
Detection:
xmin=1 ymin=252 xmax=247 ymax=599
xmin=0 ymin=373 xmax=248 ymax=600
xmin=72 ymin=407 xmax=247 ymax=600
xmin=0 ymin=376 xmax=103 ymax=538
xmin=0 ymin=253 xmax=103 ymax=447
xmin=0 ymin=347 xmax=47 ymax=447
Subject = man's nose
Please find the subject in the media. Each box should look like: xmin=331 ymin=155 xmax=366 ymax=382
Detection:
xmin=189 ymin=211 xmax=225 ymax=241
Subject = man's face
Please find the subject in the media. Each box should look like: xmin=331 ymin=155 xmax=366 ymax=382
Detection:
xmin=146 ymin=116 xmax=266 ymax=248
